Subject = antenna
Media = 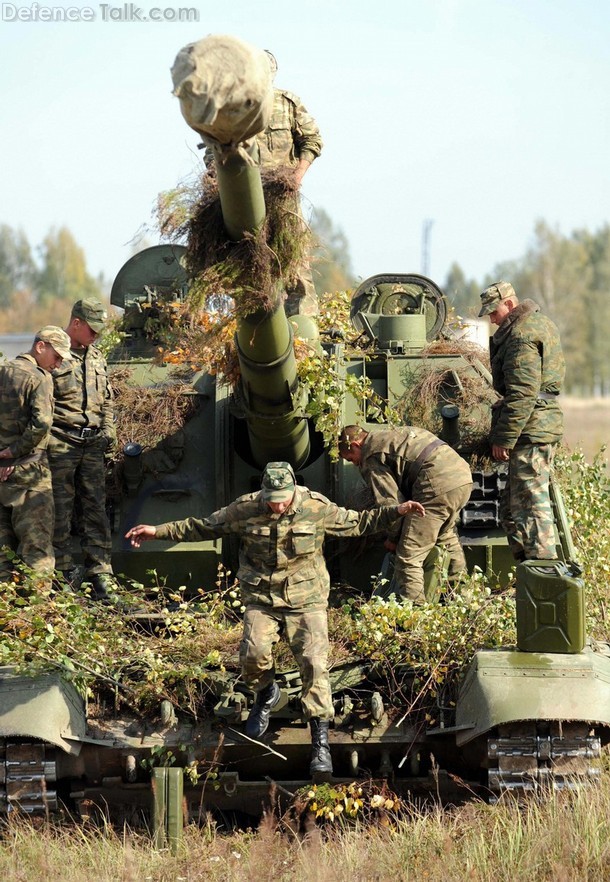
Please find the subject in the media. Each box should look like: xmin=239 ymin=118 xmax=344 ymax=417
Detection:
xmin=421 ymin=219 xmax=434 ymax=276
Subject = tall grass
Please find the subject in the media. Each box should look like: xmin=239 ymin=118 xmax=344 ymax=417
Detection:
xmin=3 ymin=778 xmax=610 ymax=881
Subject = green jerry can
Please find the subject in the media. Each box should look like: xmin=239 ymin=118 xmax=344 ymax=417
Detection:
xmin=515 ymin=560 xmax=585 ymax=653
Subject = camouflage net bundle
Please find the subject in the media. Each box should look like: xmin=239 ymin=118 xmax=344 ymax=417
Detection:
xmin=157 ymin=167 xmax=311 ymax=317
xmin=147 ymin=167 xmax=315 ymax=383
xmin=105 ymin=367 xmax=201 ymax=500
xmin=396 ymin=338 xmax=497 ymax=457
xmin=110 ymin=368 xmax=200 ymax=455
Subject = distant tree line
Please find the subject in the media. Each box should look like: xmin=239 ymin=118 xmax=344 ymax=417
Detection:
xmin=2 ymin=217 xmax=609 ymax=396
xmin=444 ymin=221 xmax=610 ymax=396
xmin=0 ymin=224 xmax=105 ymax=333
xmin=0 ymin=211 xmax=352 ymax=335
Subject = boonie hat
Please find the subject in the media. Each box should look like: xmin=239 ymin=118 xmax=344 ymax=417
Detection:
xmin=36 ymin=326 xmax=72 ymax=360
xmin=261 ymin=461 xmax=296 ymax=503
xmin=71 ymin=298 xmax=108 ymax=332
xmin=478 ymin=281 xmax=516 ymax=317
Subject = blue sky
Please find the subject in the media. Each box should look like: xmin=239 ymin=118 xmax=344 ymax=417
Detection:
xmin=1 ymin=0 xmax=608 ymax=293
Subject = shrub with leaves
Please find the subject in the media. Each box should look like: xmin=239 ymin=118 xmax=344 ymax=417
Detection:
xmin=554 ymin=446 xmax=610 ymax=638
xmin=0 ymin=566 xmax=244 ymax=719
xmin=293 ymin=780 xmax=402 ymax=827
xmin=335 ymin=576 xmax=516 ymax=724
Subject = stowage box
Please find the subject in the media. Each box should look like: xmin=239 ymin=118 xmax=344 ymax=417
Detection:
xmin=515 ymin=560 xmax=585 ymax=654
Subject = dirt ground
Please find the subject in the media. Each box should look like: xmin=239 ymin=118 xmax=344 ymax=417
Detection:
xmin=562 ymin=396 xmax=610 ymax=464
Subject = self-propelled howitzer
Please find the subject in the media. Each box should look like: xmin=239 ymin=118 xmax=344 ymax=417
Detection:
xmin=4 ymin=34 xmax=610 ymax=838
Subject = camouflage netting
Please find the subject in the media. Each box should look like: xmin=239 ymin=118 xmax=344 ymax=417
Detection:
xmin=106 ymin=367 xmax=201 ymax=496
xmin=395 ymin=337 xmax=497 ymax=459
xmin=157 ymin=167 xmax=311 ymax=318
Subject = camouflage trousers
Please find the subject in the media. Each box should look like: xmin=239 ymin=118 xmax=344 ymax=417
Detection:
xmin=499 ymin=443 xmax=556 ymax=560
xmin=47 ymin=436 xmax=112 ymax=576
xmin=394 ymin=483 xmax=473 ymax=603
xmin=283 ymin=195 xmax=318 ymax=318
xmin=284 ymin=259 xmax=318 ymax=317
xmin=240 ymin=604 xmax=334 ymax=721
xmin=0 ymin=460 xmax=55 ymax=580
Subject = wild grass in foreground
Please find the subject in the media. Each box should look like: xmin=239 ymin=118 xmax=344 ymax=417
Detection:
xmin=2 ymin=776 xmax=610 ymax=882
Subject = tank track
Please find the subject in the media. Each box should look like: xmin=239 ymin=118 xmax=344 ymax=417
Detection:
xmin=0 ymin=741 xmax=58 ymax=813
xmin=487 ymin=721 xmax=601 ymax=800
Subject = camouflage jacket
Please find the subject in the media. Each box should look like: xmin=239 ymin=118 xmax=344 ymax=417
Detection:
xmin=490 ymin=300 xmax=564 ymax=448
xmin=0 ymin=353 xmax=54 ymax=460
xmin=204 ymin=88 xmax=323 ymax=170
xmin=154 ymin=487 xmax=401 ymax=610
xmin=256 ymin=88 xmax=323 ymax=168
xmin=51 ymin=344 xmax=115 ymax=443
xmin=360 ymin=428 xmax=473 ymax=502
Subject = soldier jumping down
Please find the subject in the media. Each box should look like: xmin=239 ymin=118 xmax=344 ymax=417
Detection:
xmin=126 ymin=461 xmax=423 ymax=777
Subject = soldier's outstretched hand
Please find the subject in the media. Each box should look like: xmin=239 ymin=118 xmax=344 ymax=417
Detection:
xmin=0 ymin=447 xmax=15 ymax=482
xmin=397 ymin=500 xmax=425 ymax=517
xmin=125 ymin=524 xmax=158 ymax=547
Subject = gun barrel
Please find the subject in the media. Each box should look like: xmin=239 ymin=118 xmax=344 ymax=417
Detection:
xmin=173 ymin=35 xmax=311 ymax=469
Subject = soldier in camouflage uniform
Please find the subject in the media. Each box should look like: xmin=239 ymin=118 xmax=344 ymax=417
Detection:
xmin=48 ymin=299 xmax=117 ymax=601
xmin=125 ymin=461 xmax=422 ymax=777
xmin=478 ymin=281 xmax=565 ymax=561
xmin=0 ymin=327 xmax=72 ymax=583
xmin=204 ymin=50 xmax=323 ymax=317
xmin=339 ymin=426 xmax=473 ymax=604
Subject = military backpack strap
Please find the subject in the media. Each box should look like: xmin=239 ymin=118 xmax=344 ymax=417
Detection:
xmin=401 ymin=438 xmax=446 ymax=498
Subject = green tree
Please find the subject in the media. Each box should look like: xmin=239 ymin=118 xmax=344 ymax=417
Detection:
xmin=310 ymin=207 xmax=355 ymax=295
xmin=443 ymin=262 xmax=480 ymax=318
xmin=0 ymin=224 xmax=35 ymax=307
xmin=574 ymin=224 xmax=610 ymax=395
xmin=36 ymin=226 xmax=102 ymax=304
xmin=492 ymin=220 xmax=594 ymax=394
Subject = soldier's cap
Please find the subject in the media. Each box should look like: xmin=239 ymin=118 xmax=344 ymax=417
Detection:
xmin=478 ymin=281 xmax=516 ymax=317
xmin=36 ymin=326 xmax=72 ymax=360
xmin=261 ymin=461 xmax=296 ymax=503
xmin=71 ymin=298 xmax=108 ymax=332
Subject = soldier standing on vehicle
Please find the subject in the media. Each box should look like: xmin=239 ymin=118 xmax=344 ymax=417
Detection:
xmin=48 ymin=299 xmax=118 ymax=601
xmin=338 ymin=426 xmax=473 ymax=604
xmin=0 ymin=327 xmax=72 ymax=583
xmin=203 ymin=50 xmax=323 ymax=317
xmin=478 ymin=281 xmax=565 ymax=561
xmin=125 ymin=461 xmax=423 ymax=778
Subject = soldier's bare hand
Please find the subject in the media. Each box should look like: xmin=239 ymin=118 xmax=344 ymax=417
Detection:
xmin=125 ymin=525 xmax=157 ymax=547
xmin=0 ymin=448 xmax=14 ymax=481
xmin=0 ymin=465 xmax=15 ymax=482
xmin=492 ymin=444 xmax=510 ymax=462
xmin=383 ymin=539 xmax=397 ymax=552
xmin=397 ymin=500 xmax=425 ymax=518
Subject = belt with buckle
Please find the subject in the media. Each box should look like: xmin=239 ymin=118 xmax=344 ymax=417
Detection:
xmin=53 ymin=423 xmax=101 ymax=440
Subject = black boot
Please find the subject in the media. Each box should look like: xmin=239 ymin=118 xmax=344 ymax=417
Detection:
xmin=309 ymin=718 xmax=333 ymax=778
xmin=61 ymin=566 xmax=83 ymax=590
xmin=88 ymin=573 xmax=119 ymax=605
xmin=245 ymin=681 xmax=281 ymax=739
